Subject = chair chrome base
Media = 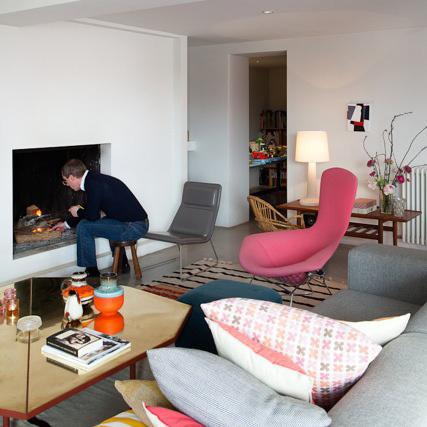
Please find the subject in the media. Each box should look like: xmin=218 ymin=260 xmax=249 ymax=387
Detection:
xmin=251 ymin=270 xmax=332 ymax=307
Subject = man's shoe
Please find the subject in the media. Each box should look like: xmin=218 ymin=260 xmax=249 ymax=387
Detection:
xmin=85 ymin=267 xmax=100 ymax=278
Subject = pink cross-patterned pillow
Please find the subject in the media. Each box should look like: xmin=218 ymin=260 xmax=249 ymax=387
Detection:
xmin=201 ymin=298 xmax=382 ymax=409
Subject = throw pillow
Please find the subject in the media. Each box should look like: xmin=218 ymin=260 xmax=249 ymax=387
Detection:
xmin=143 ymin=403 xmax=203 ymax=427
xmin=97 ymin=410 xmax=148 ymax=426
xmin=340 ymin=313 xmax=411 ymax=345
xmin=201 ymin=298 xmax=382 ymax=410
xmin=115 ymin=380 xmax=174 ymax=426
xmin=205 ymin=318 xmax=313 ymax=401
xmin=147 ymin=347 xmax=331 ymax=427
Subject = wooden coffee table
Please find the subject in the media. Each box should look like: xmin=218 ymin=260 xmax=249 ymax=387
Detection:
xmin=0 ymin=278 xmax=190 ymax=427
xmin=278 ymin=200 xmax=421 ymax=246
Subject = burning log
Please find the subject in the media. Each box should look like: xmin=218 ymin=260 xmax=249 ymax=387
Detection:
xmin=26 ymin=205 xmax=41 ymax=216
xmin=15 ymin=227 xmax=62 ymax=244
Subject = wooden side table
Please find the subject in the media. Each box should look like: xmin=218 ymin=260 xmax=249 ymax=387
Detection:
xmin=278 ymin=200 xmax=421 ymax=246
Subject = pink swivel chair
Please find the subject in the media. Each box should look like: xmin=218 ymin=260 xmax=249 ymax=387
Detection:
xmin=239 ymin=168 xmax=357 ymax=306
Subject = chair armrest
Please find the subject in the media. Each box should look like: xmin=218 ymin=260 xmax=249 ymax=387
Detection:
xmin=348 ymin=244 xmax=427 ymax=305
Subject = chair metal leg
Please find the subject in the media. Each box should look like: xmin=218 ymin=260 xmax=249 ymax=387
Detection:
xmin=178 ymin=244 xmax=183 ymax=281
xmin=209 ymin=239 xmax=219 ymax=265
xmin=288 ymin=287 xmax=297 ymax=307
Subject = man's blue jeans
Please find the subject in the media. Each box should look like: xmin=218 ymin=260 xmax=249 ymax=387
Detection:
xmin=76 ymin=218 xmax=149 ymax=268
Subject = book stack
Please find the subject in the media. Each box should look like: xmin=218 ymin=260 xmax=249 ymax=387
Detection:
xmin=353 ymin=198 xmax=377 ymax=214
xmin=42 ymin=328 xmax=131 ymax=374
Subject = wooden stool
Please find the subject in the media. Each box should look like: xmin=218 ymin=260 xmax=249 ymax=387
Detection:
xmin=111 ymin=240 xmax=142 ymax=280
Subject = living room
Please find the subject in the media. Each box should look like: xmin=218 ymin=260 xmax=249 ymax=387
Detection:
xmin=1 ymin=1 xmax=427 ymax=426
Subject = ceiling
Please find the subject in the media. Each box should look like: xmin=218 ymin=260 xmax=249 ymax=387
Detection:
xmin=1 ymin=0 xmax=427 ymax=46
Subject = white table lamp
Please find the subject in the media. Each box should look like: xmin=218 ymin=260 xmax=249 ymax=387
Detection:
xmin=295 ymin=131 xmax=329 ymax=206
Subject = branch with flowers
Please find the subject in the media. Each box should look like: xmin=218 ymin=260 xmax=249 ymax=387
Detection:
xmin=363 ymin=112 xmax=427 ymax=197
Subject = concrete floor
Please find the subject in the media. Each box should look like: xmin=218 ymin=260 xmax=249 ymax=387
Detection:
xmin=114 ymin=221 xmax=352 ymax=287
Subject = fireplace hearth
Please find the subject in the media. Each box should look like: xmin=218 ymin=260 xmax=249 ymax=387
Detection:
xmin=13 ymin=145 xmax=101 ymax=258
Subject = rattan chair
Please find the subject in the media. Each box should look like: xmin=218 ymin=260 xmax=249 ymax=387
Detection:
xmin=248 ymin=195 xmax=304 ymax=232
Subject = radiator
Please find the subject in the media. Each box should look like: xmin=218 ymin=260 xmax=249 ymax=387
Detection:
xmin=402 ymin=167 xmax=427 ymax=245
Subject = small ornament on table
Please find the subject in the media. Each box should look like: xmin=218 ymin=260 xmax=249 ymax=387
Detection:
xmin=61 ymin=271 xmax=94 ymax=305
xmin=63 ymin=290 xmax=83 ymax=328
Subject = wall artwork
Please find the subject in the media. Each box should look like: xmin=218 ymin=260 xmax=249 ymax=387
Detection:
xmin=347 ymin=103 xmax=370 ymax=132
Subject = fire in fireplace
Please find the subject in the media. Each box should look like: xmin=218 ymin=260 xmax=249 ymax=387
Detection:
xmin=13 ymin=144 xmax=101 ymax=258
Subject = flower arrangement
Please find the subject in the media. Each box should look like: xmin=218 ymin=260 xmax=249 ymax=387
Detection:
xmin=363 ymin=112 xmax=427 ymax=213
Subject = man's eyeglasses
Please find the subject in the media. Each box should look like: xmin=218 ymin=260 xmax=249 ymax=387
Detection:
xmin=62 ymin=177 xmax=69 ymax=186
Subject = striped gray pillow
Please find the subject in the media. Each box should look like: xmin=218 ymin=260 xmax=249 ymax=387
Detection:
xmin=148 ymin=348 xmax=331 ymax=427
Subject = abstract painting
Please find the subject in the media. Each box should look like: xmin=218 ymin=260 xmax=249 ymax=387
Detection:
xmin=347 ymin=103 xmax=370 ymax=132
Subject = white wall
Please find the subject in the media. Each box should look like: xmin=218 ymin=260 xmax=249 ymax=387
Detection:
xmin=0 ymin=21 xmax=187 ymax=284
xmin=189 ymin=28 xmax=427 ymax=227
xmin=188 ymin=53 xmax=248 ymax=226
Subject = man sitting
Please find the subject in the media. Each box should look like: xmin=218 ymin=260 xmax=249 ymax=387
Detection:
xmin=51 ymin=159 xmax=149 ymax=277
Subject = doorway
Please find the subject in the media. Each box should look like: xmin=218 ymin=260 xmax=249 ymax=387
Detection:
xmin=248 ymin=53 xmax=287 ymax=208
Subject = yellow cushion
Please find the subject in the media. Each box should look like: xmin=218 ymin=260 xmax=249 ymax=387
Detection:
xmin=97 ymin=410 xmax=148 ymax=426
xmin=115 ymin=380 xmax=174 ymax=426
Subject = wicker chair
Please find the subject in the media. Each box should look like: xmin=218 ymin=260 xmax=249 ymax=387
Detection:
xmin=248 ymin=195 xmax=304 ymax=232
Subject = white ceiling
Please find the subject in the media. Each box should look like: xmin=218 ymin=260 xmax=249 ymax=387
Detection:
xmin=1 ymin=0 xmax=427 ymax=46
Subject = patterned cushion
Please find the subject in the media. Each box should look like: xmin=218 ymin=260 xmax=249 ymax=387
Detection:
xmin=147 ymin=347 xmax=331 ymax=427
xmin=143 ymin=403 xmax=203 ymax=426
xmin=206 ymin=318 xmax=313 ymax=401
xmin=97 ymin=410 xmax=148 ymax=426
xmin=202 ymin=298 xmax=381 ymax=409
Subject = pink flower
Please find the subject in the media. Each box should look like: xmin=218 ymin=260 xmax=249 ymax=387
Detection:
xmin=396 ymin=175 xmax=405 ymax=184
xmin=403 ymin=165 xmax=412 ymax=174
xmin=367 ymin=159 xmax=376 ymax=167
xmin=369 ymin=171 xmax=376 ymax=177
xmin=383 ymin=184 xmax=396 ymax=195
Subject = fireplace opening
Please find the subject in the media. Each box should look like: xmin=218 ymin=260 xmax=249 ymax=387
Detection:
xmin=13 ymin=145 xmax=101 ymax=259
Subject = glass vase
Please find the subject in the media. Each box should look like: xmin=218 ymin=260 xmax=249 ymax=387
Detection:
xmin=392 ymin=197 xmax=406 ymax=217
xmin=379 ymin=191 xmax=393 ymax=214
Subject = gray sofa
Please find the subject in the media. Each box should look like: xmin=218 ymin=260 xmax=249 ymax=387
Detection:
xmin=312 ymin=243 xmax=427 ymax=426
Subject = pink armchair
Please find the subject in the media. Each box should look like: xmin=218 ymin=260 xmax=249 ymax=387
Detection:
xmin=239 ymin=168 xmax=357 ymax=305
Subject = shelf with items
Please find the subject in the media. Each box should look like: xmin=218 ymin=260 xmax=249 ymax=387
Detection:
xmin=249 ymin=158 xmax=287 ymax=196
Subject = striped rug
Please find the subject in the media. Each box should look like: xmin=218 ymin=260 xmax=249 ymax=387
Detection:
xmin=140 ymin=259 xmax=346 ymax=309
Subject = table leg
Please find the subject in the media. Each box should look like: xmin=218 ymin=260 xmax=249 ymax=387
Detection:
xmin=393 ymin=221 xmax=398 ymax=246
xmin=130 ymin=363 xmax=136 ymax=379
xmin=3 ymin=416 xmax=10 ymax=427
xmin=378 ymin=220 xmax=384 ymax=244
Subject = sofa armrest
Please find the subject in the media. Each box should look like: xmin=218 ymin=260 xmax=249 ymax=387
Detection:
xmin=348 ymin=244 xmax=427 ymax=305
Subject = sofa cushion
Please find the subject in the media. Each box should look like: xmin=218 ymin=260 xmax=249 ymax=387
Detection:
xmin=329 ymin=333 xmax=427 ymax=426
xmin=405 ymin=302 xmax=427 ymax=334
xmin=201 ymin=298 xmax=381 ymax=410
xmin=148 ymin=347 xmax=331 ymax=427
xmin=341 ymin=313 xmax=411 ymax=345
xmin=311 ymin=289 xmax=420 ymax=321
xmin=97 ymin=410 xmax=148 ymax=427
xmin=115 ymin=380 xmax=174 ymax=426
xmin=143 ymin=404 xmax=203 ymax=427
xmin=205 ymin=318 xmax=314 ymax=401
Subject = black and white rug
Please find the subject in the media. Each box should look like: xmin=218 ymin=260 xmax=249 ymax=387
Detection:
xmin=141 ymin=259 xmax=346 ymax=309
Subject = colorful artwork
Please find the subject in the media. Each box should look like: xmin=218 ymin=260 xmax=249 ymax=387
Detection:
xmin=347 ymin=103 xmax=370 ymax=132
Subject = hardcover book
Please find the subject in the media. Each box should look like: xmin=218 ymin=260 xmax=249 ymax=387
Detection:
xmin=352 ymin=198 xmax=377 ymax=214
xmin=353 ymin=198 xmax=376 ymax=208
xmin=42 ymin=328 xmax=131 ymax=374
xmin=46 ymin=328 xmax=103 ymax=357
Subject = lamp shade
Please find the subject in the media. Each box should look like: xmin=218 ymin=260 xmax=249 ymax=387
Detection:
xmin=295 ymin=131 xmax=329 ymax=163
